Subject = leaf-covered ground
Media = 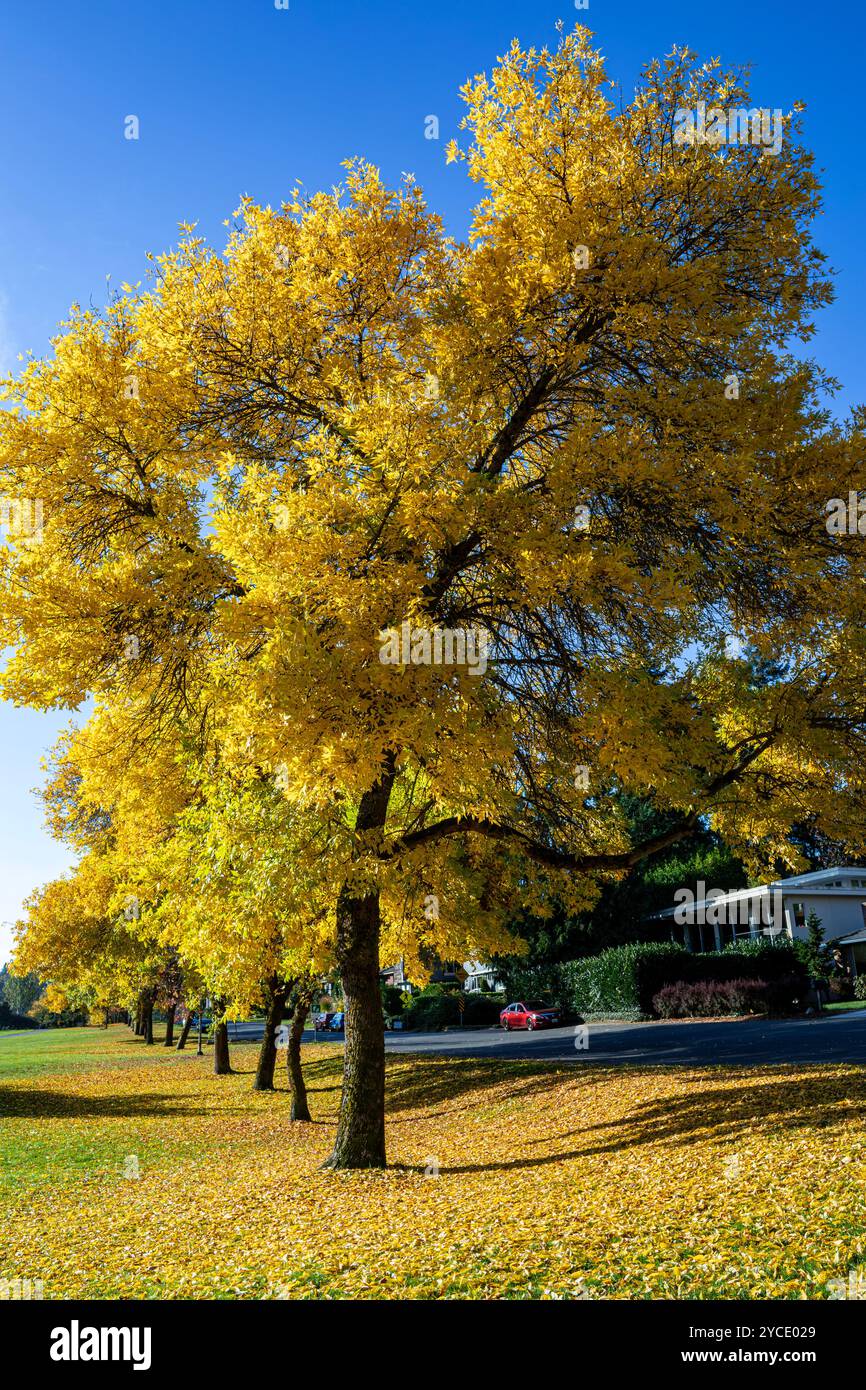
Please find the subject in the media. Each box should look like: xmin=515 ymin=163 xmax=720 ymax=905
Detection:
xmin=1 ymin=1026 xmax=864 ymax=1299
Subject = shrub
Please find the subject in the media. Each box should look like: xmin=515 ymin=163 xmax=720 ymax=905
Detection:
xmin=827 ymin=976 xmax=854 ymax=1002
xmin=402 ymin=988 xmax=506 ymax=1029
xmin=497 ymin=939 xmax=806 ymax=1019
xmin=402 ymin=988 xmax=460 ymax=1031
xmin=0 ymin=999 xmax=39 ymax=1030
xmin=855 ymin=977 xmax=866 ymax=1001
xmin=762 ymin=973 xmax=808 ymax=1014
xmin=653 ymin=978 xmax=772 ymax=1019
xmin=497 ymin=961 xmax=572 ymax=1012
xmin=380 ymin=983 xmax=405 ymax=1017
xmin=579 ymin=939 xmax=801 ymax=1016
xmin=462 ymin=992 xmax=504 ymax=1025
xmin=652 ymin=973 xmax=806 ymax=1018
xmin=567 ymin=942 xmax=688 ymax=1015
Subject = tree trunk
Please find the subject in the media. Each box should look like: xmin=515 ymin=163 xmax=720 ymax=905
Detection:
xmin=322 ymin=894 xmax=386 ymax=1166
xmin=163 ymin=1003 xmax=176 ymax=1047
xmin=213 ymin=999 xmax=232 ymax=1075
xmin=288 ymin=986 xmax=313 ymax=1121
xmin=143 ymin=992 xmax=155 ymax=1045
xmin=175 ymin=1011 xmax=195 ymax=1050
xmin=322 ymin=760 xmax=394 ymax=1169
xmin=134 ymin=995 xmax=144 ymax=1035
xmin=253 ymin=978 xmax=289 ymax=1091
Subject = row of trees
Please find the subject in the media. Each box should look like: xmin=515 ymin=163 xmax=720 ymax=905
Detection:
xmin=3 ymin=28 xmax=866 ymax=1165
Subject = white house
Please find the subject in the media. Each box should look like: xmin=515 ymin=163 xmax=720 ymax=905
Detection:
xmin=649 ymin=867 xmax=866 ymax=977
xmin=462 ymin=960 xmax=506 ymax=993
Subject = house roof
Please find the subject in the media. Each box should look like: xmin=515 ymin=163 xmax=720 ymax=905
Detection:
xmin=649 ymin=866 xmax=866 ymax=921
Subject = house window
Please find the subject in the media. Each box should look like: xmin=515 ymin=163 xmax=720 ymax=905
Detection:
xmin=791 ymin=901 xmax=806 ymax=930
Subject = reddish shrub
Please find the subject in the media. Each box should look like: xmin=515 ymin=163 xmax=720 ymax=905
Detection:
xmin=652 ymin=977 xmax=773 ymax=1019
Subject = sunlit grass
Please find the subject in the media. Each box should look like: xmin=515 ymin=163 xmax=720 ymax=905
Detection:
xmin=1 ymin=1026 xmax=864 ymax=1299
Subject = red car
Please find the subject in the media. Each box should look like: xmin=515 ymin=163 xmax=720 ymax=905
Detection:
xmin=500 ymin=1001 xmax=561 ymax=1031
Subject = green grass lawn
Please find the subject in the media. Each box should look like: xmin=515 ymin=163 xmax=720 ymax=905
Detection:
xmin=2 ymin=1025 xmax=865 ymax=1299
xmin=824 ymin=1001 xmax=866 ymax=1014
xmin=0 ymin=1025 xmax=150 ymax=1079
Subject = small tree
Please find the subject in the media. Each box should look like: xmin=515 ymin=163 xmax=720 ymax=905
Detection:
xmin=799 ymin=911 xmax=833 ymax=981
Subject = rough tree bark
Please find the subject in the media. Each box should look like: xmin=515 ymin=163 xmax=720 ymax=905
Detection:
xmin=323 ymin=762 xmax=394 ymax=1169
xmin=287 ymin=985 xmax=314 ymax=1122
xmin=213 ymin=998 xmax=232 ymax=1075
xmin=253 ymin=977 xmax=290 ymax=1091
xmin=163 ymin=1003 xmax=176 ymax=1047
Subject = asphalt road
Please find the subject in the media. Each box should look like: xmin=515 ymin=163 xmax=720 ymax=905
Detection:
xmin=227 ymin=1011 xmax=866 ymax=1066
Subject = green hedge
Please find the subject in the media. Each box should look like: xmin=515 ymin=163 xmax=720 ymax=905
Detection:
xmin=497 ymin=961 xmax=574 ymax=1013
xmin=501 ymin=940 xmax=805 ymax=1018
xmin=0 ymin=1001 xmax=39 ymax=1030
xmin=582 ymin=940 xmax=804 ymax=1015
xmin=402 ymin=987 xmax=505 ymax=1030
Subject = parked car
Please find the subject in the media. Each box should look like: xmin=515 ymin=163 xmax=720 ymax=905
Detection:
xmin=499 ymin=1001 xmax=561 ymax=1031
xmin=314 ymin=1011 xmax=335 ymax=1031
xmin=329 ymin=1011 xmax=346 ymax=1031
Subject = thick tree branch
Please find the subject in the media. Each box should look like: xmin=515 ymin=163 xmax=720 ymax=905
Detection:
xmin=386 ymin=810 xmax=700 ymax=873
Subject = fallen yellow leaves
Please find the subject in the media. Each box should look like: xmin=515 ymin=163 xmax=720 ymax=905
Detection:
xmin=1 ymin=1028 xmax=864 ymax=1299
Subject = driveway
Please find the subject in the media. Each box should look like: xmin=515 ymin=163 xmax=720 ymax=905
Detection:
xmin=227 ymin=1011 xmax=866 ymax=1065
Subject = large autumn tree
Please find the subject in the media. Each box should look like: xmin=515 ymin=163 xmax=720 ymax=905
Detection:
xmin=2 ymin=29 xmax=865 ymax=1166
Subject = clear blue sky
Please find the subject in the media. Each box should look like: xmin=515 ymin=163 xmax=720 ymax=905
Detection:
xmin=0 ymin=0 xmax=863 ymax=964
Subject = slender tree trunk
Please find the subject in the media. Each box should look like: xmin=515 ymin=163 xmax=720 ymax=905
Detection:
xmin=163 ymin=1003 xmax=176 ymax=1047
xmin=143 ymin=992 xmax=155 ymax=1045
xmin=196 ymin=997 xmax=206 ymax=1055
xmin=134 ymin=995 xmax=144 ymax=1035
xmin=253 ymin=978 xmax=289 ymax=1091
xmin=288 ymin=986 xmax=313 ymax=1121
xmin=175 ymin=1011 xmax=195 ymax=1050
xmin=213 ymin=999 xmax=232 ymax=1075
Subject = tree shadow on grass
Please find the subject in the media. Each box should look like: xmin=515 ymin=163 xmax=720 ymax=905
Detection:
xmin=297 ymin=1054 xmax=345 ymax=1095
xmin=0 ymin=1089 xmax=211 ymax=1122
xmin=433 ymin=1065 xmax=866 ymax=1174
xmin=383 ymin=1057 xmax=563 ymax=1120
